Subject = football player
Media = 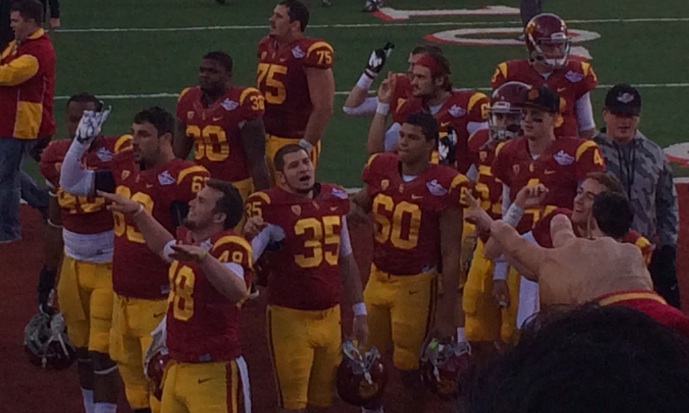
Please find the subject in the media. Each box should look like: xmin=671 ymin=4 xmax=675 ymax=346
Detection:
xmin=257 ymin=0 xmax=335 ymax=183
xmin=175 ymin=51 xmax=271 ymax=212
xmin=101 ymin=178 xmax=253 ymax=413
xmin=368 ymin=50 xmax=489 ymax=172
xmin=244 ymin=144 xmax=367 ymax=413
xmin=60 ymin=107 xmax=210 ymax=413
xmin=462 ymin=82 xmax=530 ymax=353
xmin=491 ymin=13 xmax=598 ymax=138
xmin=350 ymin=112 xmax=468 ymax=413
xmin=38 ymin=93 xmax=130 ymax=413
xmin=488 ymin=85 xmax=604 ymax=327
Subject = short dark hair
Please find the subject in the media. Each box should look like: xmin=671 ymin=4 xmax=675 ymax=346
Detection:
xmin=133 ymin=106 xmax=175 ymax=137
xmin=463 ymin=305 xmax=689 ymax=413
xmin=279 ymin=0 xmax=309 ymax=32
xmin=203 ymin=51 xmax=233 ymax=73
xmin=66 ymin=93 xmax=102 ymax=111
xmin=410 ymin=44 xmax=443 ymax=56
xmin=205 ymin=179 xmax=244 ymax=230
xmin=403 ymin=112 xmax=439 ymax=143
xmin=274 ymin=144 xmax=308 ymax=172
xmin=10 ymin=0 xmax=43 ymax=24
xmin=585 ymin=171 xmax=626 ymax=197
xmin=592 ymin=191 xmax=634 ymax=239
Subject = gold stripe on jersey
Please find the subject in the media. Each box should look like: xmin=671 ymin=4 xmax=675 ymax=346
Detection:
xmin=212 ymin=235 xmax=252 ymax=258
xmin=496 ymin=62 xmax=508 ymax=79
xmin=494 ymin=141 xmax=507 ymax=157
xmin=575 ymin=140 xmax=599 ymax=162
xmin=114 ymin=134 xmax=132 ymax=153
xmin=239 ymin=87 xmax=260 ymax=106
xmin=178 ymin=87 xmax=192 ymax=102
xmin=251 ymin=191 xmax=272 ymax=206
xmin=635 ymin=235 xmax=651 ymax=250
xmin=177 ymin=165 xmax=208 ymax=184
xmin=581 ymin=62 xmax=591 ymax=77
xmin=306 ymin=41 xmax=334 ymax=56
xmin=467 ymin=92 xmax=488 ymax=114
xmin=478 ymin=165 xmax=491 ymax=175
xmin=365 ymin=153 xmax=381 ymax=168
xmin=450 ymin=173 xmax=469 ymax=190
xmin=599 ymin=291 xmax=666 ymax=307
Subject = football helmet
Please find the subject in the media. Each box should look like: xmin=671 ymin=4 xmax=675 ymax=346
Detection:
xmin=488 ymin=81 xmax=531 ymax=142
xmin=336 ymin=341 xmax=388 ymax=406
xmin=144 ymin=316 xmax=170 ymax=400
xmin=524 ymin=13 xmax=570 ymax=68
xmin=420 ymin=339 xmax=472 ymax=399
xmin=24 ymin=312 xmax=77 ymax=370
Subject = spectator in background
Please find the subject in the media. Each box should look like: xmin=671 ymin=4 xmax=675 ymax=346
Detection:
xmin=593 ymin=84 xmax=681 ymax=309
xmin=462 ymin=305 xmax=689 ymax=413
xmin=40 ymin=0 xmax=60 ymax=32
xmin=0 ymin=0 xmax=55 ymax=243
xmin=1 ymin=0 xmax=60 ymax=52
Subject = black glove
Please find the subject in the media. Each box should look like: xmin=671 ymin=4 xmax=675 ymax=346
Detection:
xmin=37 ymin=266 xmax=57 ymax=315
xmin=29 ymin=137 xmax=51 ymax=162
xmin=650 ymin=245 xmax=681 ymax=309
xmin=364 ymin=41 xmax=395 ymax=79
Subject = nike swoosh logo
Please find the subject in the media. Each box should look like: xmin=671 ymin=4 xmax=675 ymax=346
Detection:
xmin=557 ymin=87 xmax=566 ymax=93
xmin=153 ymin=312 xmax=166 ymax=318
xmin=544 ymin=170 xmax=557 ymax=175
xmin=212 ymin=116 xmax=223 ymax=122
xmin=411 ymin=195 xmax=423 ymax=200
xmin=198 ymin=377 xmax=213 ymax=384
xmin=330 ymin=206 xmax=339 ymax=211
xmin=146 ymin=184 xmax=154 ymax=188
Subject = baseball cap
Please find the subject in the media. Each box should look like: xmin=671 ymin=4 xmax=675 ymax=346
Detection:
xmin=520 ymin=85 xmax=560 ymax=113
xmin=605 ymin=84 xmax=641 ymax=116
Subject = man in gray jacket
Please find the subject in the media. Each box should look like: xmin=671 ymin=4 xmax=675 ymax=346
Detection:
xmin=594 ymin=84 xmax=680 ymax=308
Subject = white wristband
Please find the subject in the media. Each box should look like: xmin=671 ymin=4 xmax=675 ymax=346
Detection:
xmin=299 ymin=139 xmax=313 ymax=152
xmin=352 ymin=302 xmax=367 ymax=316
xmin=504 ymin=203 xmax=525 ymax=227
xmin=376 ymin=102 xmax=390 ymax=116
xmin=357 ymin=73 xmax=375 ymax=89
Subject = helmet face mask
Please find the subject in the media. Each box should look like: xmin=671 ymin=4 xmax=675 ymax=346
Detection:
xmin=420 ymin=339 xmax=472 ymax=400
xmin=337 ymin=341 xmax=389 ymax=406
xmin=24 ymin=312 xmax=77 ymax=370
xmin=488 ymin=81 xmax=531 ymax=142
xmin=525 ymin=13 xmax=571 ymax=69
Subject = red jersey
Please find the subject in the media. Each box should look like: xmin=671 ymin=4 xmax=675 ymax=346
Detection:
xmin=467 ymin=129 xmax=503 ymax=220
xmin=176 ymin=86 xmax=264 ymax=182
xmin=39 ymin=135 xmax=132 ymax=234
xmin=490 ymin=59 xmax=598 ymax=137
xmin=531 ymin=208 xmax=654 ymax=264
xmin=393 ymin=89 xmax=489 ymax=173
xmin=362 ymin=153 xmax=469 ymax=276
xmin=492 ymin=137 xmax=605 ymax=234
xmin=166 ymin=231 xmax=253 ymax=363
xmin=256 ymin=36 xmax=334 ymax=139
xmin=110 ymin=151 xmax=210 ymax=299
xmin=598 ymin=290 xmax=689 ymax=340
xmin=245 ymin=183 xmax=349 ymax=310
xmin=390 ymin=73 xmax=412 ymax=114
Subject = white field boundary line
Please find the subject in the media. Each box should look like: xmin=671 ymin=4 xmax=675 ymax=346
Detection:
xmin=53 ymin=83 xmax=689 ymax=101
xmin=54 ymin=17 xmax=689 ymax=33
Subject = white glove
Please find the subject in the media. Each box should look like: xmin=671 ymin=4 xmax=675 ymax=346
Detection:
xmin=75 ymin=106 xmax=112 ymax=144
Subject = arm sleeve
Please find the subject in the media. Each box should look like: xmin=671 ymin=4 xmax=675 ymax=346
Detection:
xmin=0 ymin=54 xmax=39 ymax=86
xmin=501 ymin=184 xmax=512 ymax=216
xmin=59 ymin=139 xmax=96 ymax=196
xmin=575 ymin=92 xmax=596 ymax=132
xmin=342 ymin=97 xmax=378 ymax=116
xmin=383 ymin=122 xmax=402 ymax=152
xmin=339 ymin=216 xmax=353 ymax=257
xmin=250 ymin=224 xmax=286 ymax=262
xmin=467 ymin=121 xmax=488 ymax=136
xmin=656 ymin=159 xmax=679 ymax=247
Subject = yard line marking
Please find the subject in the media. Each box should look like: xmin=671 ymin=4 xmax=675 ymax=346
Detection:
xmin=54 ymin=17 xmax=689 ymax=33
xmin=54 ymin=83 xmax=689 ymax=101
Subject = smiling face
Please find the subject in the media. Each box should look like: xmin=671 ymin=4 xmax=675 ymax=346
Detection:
xmin=571 ymin=178 xmax=608 ymax=226
xmin=276 ymin=149 xmax=315 ymax=194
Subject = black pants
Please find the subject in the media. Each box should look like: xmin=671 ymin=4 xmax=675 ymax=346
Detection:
xmin=649 ymin=245 xmax=682 ymax=309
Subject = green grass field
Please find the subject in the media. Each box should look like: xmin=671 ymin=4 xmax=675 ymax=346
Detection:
xmin=35 ymin=0 xmax=689 ymax=186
